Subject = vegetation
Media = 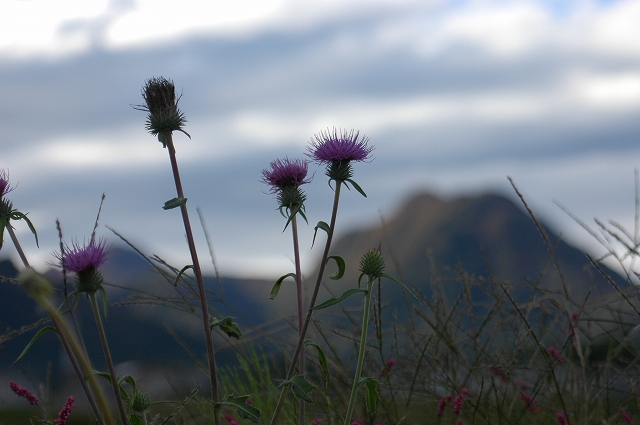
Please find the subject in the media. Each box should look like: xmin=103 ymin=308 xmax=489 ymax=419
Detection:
xmin=1 ymin=78 xmax=640 ymax=425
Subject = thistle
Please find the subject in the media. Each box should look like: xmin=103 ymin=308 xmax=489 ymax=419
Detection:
xmin=54 ymin=238 xmax=108 ymax=293
xmin=137 ymin=77 xmax=189 ymax=146
xmin=307 ymin=128 xmax=373 ymax=185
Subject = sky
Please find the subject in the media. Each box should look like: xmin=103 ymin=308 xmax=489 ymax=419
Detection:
xmin=1 ymin=0 xmax=640 ymax=279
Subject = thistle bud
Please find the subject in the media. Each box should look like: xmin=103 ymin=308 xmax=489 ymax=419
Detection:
xmin=140 ymin=77 xmax=188 ymax=144
xmin=131 ymin=389 xmax=151 ymax=413
xmin=358 ymin=248 xmax=386 ymax=279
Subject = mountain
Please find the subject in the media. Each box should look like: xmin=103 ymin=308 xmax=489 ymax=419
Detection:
xmin=321 ymin=191 xmax=623 ymax=302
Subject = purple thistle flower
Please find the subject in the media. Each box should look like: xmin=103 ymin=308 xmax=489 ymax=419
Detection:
xmin=56 ymin=238 xmax=108 ymax=273
xmin=556 ymin=412 xmax=568 ymax=425
xmin=9 ymin=381 xmax=38 ymax=405
xmin=0 ymin=169 xmax=14 ymax=198
xmin=54 ymin=396 xmax=74 ymax=425
xmin=307 ymin=128 xmax=373 ymax=165
xmin=261 ymin=157 xmax=310 ymax=193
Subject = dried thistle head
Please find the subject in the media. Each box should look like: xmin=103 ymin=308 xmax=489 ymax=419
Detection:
xmin=136 ymin=77 xmax=189 ymax=145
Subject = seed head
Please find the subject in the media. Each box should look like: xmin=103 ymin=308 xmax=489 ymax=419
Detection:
xmin=138 ymin=77 xmax=188 ymax=143
xmin=358 ymin=248 xmax=386 ymax=279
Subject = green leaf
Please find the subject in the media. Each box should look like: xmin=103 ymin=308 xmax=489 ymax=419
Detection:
xmin=326 ymin=255 xmax=345 ymax=280
xmin=210 ymin=316 xmax=242 ymax=339
xmin=173 ymin=265 xmax=193 ymax=287
xmin=218 ymin=395 xmax=261 ymax=423
xmin=10 ymin=213 xmax=39 ymax=247
xmin=312 ymin=221 xmax=330 ymax=248
xmin=361 ymin=377 xmax=381 ymax=414
xmin=345 ymin=178 xmax=367 ymax=198
xmin=269 ymin=272 xmax=296 ymax=299
xmin=314 ymin=288 xmax=367 ymax=310
xmin=162 ymin=197 xmax=187 ymax=210
xmin=305 ymin=340 xmax=330 ymax=388
xmin=287 ymin=375 xmax=315 ymax=403
xmin=13 ymin=326 xmax=57 ymax=364
xmin=381 ymin=272 xmax=420 ymax=303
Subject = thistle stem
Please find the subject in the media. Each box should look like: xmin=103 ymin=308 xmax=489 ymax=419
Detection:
xmin=7 ymin=225 xmax=105 ymax=425
xmin=165 ymin=134 xmax=219 ymax=425
xmin=269 ymin=181 xmax=343 ymax=425
xmin=344 ymin=276 xmax=374 ymax=425
xmin=88 ymin=291 xmax=129 ymax=425
xmin=291 ymin=213 xmax=305 ymax=425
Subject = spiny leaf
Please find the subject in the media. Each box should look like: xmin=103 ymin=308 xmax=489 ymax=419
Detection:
xmin=270 ymin=272 xmax=296 ymax=299
xmin=361 ymin=377 xmax=381 ymax=414
xmin=314 ymin=288 xmax=367 ymax=310
xmin=13 ymin=326 xmax=56 ymax=364
xmin=162 ymin=197 xmax=187 ymax=210
xmin=218 ymin=394 xmax=260 ymax=423
xmin=326 ymin=255 xmax=345 ymax=280
xmin=288 ymin=375 xmax=315 ymax=403
xmin=210 ymin=316 xmax=242 ymax=339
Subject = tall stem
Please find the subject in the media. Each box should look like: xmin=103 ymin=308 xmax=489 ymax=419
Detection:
xmin=270 ymin=181 xmax=343 ymax=425
xmin=7 ymin=225 xmax=105 ymax=425
xmin=89 ymin=292 xmax=129 ymax=425
xmin=165 ymin=134 xmax=219 ymax=425
xmin=291 ymin=214 xmax=305 ymax=425
xmin=344 ymin=276 xmax=374 ymax=425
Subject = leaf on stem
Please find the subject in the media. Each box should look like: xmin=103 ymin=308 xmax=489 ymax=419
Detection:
xmin=305 ymin=340 xmax=330 ymax=388
xmin=314 ymin=288 xmax=367 ymax=310
xmin=360 ymin=377 xmax=381 ymax=414
xmin=278 ymin=375 xmax=315 ymax=403
xmin=210 ymin=316 xmax=242 ymax=339
xmin=326 ymin=255 xmax=345 ymax=280
xmin=13 ymin=326 xmax=57 ymax=364
xmin=218 ymin=394 xmax=261 ymax=423
xmin=162 ymin=197 xmax=187 ymax=210
xmin=380 ymin=272 xmax=420 ymax=302
xmin=312 ymin=221 xmax=330 ymax=248
xmin=344 ymin=178 xmax=367 ymax=198
xmin=270 ymin=272 xmax=297 ymax=299
xmin=10 ymin=212 xmax=39 ymax=247
xmin=173 ymin=265 xmax=194 ymax=287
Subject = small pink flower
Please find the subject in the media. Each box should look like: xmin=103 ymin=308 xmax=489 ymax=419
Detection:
xmin=453 ymin=388 xmax=468 ymax=415
xmin=351 ymin=420 xmax=364 ymax=425
xmin=311 ymin=419 xmax=321 ymax=425
xmin=556 ymin=412 xmax=568 ymax=425
xmin=621 ymin=410 xmax=635 ymax=424
xmin=9 ymin=381 xmax=38 ymax=405
xmin=519 ymin=392 xmax=541 ymax=413
xmin=548 ymin=347 xmax=565 ymax=364
xmin=436 ymin=395 xmax=449 ymax=416
xmin=223 ymin=414 xmax=239 ymax=425
xmin=381 ymin=358 xmax=396 ymax=376
xmin=54 ymin=396 xmax=74 ymax=425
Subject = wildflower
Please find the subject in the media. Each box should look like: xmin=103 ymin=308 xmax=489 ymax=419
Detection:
xmin=54 ymin=238 xmax=109 ymax=293
xmin=261 ymin=158 xmax=310 ymax=214
xmin=311 ymin=419 xmax=321 ymax=425
xmin=621 ymin=411 xmax=635 ymax=424
xmin=436 ymin=395 xmax=450 ymax=416
xmin=489 ymin=366 xmax=508 ymax=382
xmin=519 ymin=392 xmax=541 ymax=413
xmin=453 ymin=388 xmax=468 ymax=415
xmin=351 ymin=420 xmax=364 ymax=425
xmin=54 ymin=396 xmax=74 ymax=425
xmin=307 ymin=128 xmax=373 ymax=182
xmin=9 ymin=381 xmax=38 ymax=405
xmin=0 ymin=169 xmax=14 ymax=198
xmin=382 ymin=358 xmax=396 ymax=375
xmin=359 ymin=248 xmax=386 ymax=280
xmin=548 ymin=347 xmax=565 ymax=364
xmin=556 ymin=412 xmax=568 ymax=425
xmin=223 ymin=414 xmax=239 ymax=425
xmin=137 ymin=77 xmax=189 ymax=145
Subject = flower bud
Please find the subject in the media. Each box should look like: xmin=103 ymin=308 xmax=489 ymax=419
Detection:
xmin=358 ymin=248 xmax=386 ymax=278
xmin=131 ymin=389 xmax=151 ymax=413
xmin=140 ymin=77 xmax=187 ymax=142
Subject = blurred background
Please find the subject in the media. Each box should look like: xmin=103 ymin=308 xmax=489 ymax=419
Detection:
xmin=1 ymin=0 xmax=639 ymax=280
